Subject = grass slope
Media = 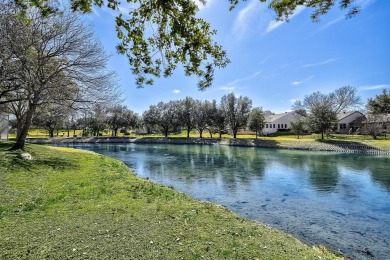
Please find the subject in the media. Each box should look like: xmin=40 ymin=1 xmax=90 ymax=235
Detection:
xmin=0 ymin=142 xmax=342 ymax=259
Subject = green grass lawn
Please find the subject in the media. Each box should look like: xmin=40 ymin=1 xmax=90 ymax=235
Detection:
xmin=8 ymin=128 xmax=389 ymax=147
xmin=0 ymin=142 xmax=342 ymax=259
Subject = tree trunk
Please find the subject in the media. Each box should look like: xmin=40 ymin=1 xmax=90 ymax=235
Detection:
xmin=11 ymin=105 xmax=36 ymax=150
xmin=209 ymin=129 xmax=213 ymax=138
xmin=219 ymin=132 xmax=222 ymax=138
xmin=321 ymin=131 xmax=324 ymax=140
xmin=187 ymin=128 xmax=190 ymax=138
xmin=233 ymin=130 xmax=237 ymax=139
xmin=114 ymin=128 xmax=118 ymax=136
xmin=49 ymin=129 xmax=54 ymax=138
xmin=255 ymin=130 xmax=258 ymax=139
xmin=67 ymin=128 xmax=70 ymax=137
xmin=199 ymin=130 xmax=203 ymax=138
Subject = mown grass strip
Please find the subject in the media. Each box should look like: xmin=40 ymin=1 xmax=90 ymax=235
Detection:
xmin=0 ymin=142 xmax=342 ymax=259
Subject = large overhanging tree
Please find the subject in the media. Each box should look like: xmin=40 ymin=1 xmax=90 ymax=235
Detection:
xmin=11 ymin=0 xmax=363 ymax=90
xmin=0 ymin=2 xmax=120 ymax=150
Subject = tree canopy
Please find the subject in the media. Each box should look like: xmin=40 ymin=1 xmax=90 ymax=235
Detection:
xmin=293 ymin=86 xmax=361 ymax=139
xmin=366 ymin=89 xmax=390 ymax=114
xmin=247 ymin=107 xmax=265 ymax=139
xmin=0 ymin=2 xmax=119 ymax=149
xmin=12 ymin=0 xmax=363 ymax=90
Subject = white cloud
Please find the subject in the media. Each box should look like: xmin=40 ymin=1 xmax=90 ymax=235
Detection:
xmin=291 ymin=75 xmax=314 ymax=86
xmin=233 ymin=0 xmax=264 ymax=38
xmin=357 ymin=0 xmax=377 ymax=9
xmin=358 ymin=84 xmax=390 ymax=91
xmin=301 ymin=58 xmax=338 ymax=68
xmin=219 ymin=86 xmax=236 ymax=91
xmin=218 ymin=70 xmax=261 ymax=91
xmin=320 ymin=16 xmax=344 ymax=31
xmin=265 ymin=6 xmax=305 ymax=33
xmin=172 ymin=89 xmax=180 ymax=94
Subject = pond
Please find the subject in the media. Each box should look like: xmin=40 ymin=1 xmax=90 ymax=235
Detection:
xmin=58 ymin=143 xmax=390 ymax=259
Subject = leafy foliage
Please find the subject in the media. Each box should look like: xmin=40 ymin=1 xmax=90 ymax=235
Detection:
xmin=0 ymin=2 xmax=119 ymax=149
xmin=366 ymin=89 xmax=390 ymax=114
xmin=220 ymin=93 xmax=252 ymax=139
xmin=293 ymin=86 xmax=361 ymax=139
xmin=230 ymin=0 xmax=360 ymax=21
xmin=13 ymin=0 xmax=363 ymax=90
xmin=247 ymin=107 xmax=265 ymax=139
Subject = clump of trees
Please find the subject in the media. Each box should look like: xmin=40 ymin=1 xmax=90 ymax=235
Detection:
xmin=362 ymin=89 xmax=390 ymax=139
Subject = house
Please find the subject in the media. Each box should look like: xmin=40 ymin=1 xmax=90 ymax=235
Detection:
xmin=335 ymin=111 xmax=365 ymax=134
xmin=0 ymin=113 xmax=10 ymax=140
xmin=262 ymin=111 xmax=299 ymax=135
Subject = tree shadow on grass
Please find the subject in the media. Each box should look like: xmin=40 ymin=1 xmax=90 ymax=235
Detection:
xmin=8 ymin=156 xmax=78 ymax=172
xmin=0 ymin=143 xmax=78 ymax=172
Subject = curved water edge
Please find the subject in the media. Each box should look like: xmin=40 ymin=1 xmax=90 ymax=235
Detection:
xmin=30 ymin=136 xmax=390 ymax=155
xmin=56 ymin=143 xmax=390 ymax=259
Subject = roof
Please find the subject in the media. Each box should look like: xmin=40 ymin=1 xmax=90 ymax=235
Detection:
xmin=265 ymin=111 xmax=296 ymax=123
xmin=336 ymin=111 xmax=365 ymax=121
xmin=364 ymin=113 xmax=390 ymax=122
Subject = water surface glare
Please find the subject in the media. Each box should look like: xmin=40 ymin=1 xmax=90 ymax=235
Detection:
xmin=60 ymin=143 xmax=390 ymax=259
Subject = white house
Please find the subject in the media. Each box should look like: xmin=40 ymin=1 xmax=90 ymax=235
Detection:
xmin=262 ymin=111 xmax=299 ymax=135
xmin=335 ymin=111 xmax=365 ymax=134
xmin=0 ymin=113 xmax=10 ymax=140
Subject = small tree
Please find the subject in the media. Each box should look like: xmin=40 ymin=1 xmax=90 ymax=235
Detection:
xmin=362 ymin=114 xmax=386 ymax=140
xmin=247 ymin=107 xmax=265 ymax=139
xmin=143 ymin=101 xmax=179 ymax=137
xmin=290 ymin=119 xmax=306 ymax=139
xmin=107 ymin=105 xmax=138 ymax=136
xmin=220 ymin=93 xmax=252 ymax=138
xmin=194 ymin=100 xmax=215 ymax=138
xmin=178 ymin=97 xmax=196 ymax=138
xmin=33 ymin=104 xmax=71 ymax=138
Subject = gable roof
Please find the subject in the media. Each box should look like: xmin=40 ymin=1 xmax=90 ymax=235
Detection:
xmin=265 ymin=111 xmax=296 ymax=123
xmin=336 ymin=111 xmax=365 ymax=121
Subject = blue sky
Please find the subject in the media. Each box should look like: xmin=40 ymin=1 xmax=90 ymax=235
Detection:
xmin=90 ymin=0 xmax=390 ymax=115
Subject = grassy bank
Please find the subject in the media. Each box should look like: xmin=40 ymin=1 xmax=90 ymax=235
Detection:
xmin=0 ymin=142 xmax=342 ymax=259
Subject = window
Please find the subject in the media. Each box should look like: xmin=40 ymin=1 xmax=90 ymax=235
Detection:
xmin=265 ymin=124 xmax=268 ymax=128
xmin=273 ymin=124 xmax=275 ymax=128
xmin=285 ymin=124 xmax=287 ymax=128
xmin=278 ymin=124 xmax=280 ymax=128
xmin=340 ymin=123 xmax=346 ymax=129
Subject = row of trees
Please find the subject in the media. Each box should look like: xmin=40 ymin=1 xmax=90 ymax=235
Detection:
xmin=21 ymin=87 xmax=390 ymax=140
xmin=23 ymin=93 xmax=263 ymax=139
xmin=29 ymin=104 xmax=139 ymax=138
xmin=142 ymin=94 xmax=265 ymax=139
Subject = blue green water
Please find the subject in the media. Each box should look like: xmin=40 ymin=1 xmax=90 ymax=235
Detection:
xmin=59 ymin=143 xmax=390 ymax=259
